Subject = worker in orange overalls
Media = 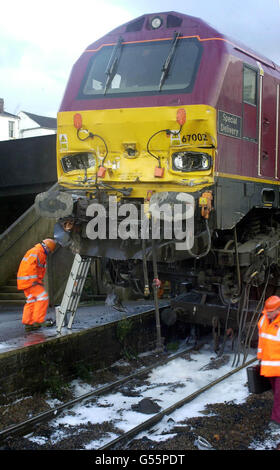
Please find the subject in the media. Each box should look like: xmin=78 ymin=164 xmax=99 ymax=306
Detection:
xmin=17 ymin=239 xmax=57 ymax=331
xmin=258 ymin=295 xmax=280 ymax=430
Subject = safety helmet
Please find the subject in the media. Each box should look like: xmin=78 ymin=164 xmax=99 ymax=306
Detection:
xmin=42 ymin=238 xmax=57 ymax=253
xmin=264 ymin=296 xmax=280 ymax=312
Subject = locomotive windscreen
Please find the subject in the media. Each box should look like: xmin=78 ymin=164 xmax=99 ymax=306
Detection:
xmin=79 ymin=37 xmax=202 ymax=98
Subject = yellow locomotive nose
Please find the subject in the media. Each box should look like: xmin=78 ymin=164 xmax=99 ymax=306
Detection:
xmin=56 ymin=104 xmax=216 ymax=199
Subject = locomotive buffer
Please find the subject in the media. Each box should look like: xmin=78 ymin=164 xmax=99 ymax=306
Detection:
xmin=56 ymin=253 xmax=91 ymax=333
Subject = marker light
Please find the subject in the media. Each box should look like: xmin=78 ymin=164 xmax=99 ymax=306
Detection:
xmin=154 ymin=167 xmax=164 ymax=178
xmin=176 ymin=108 xmax=186 ymax=126
xmin=97 ymin=166 xmax=106 ymax=178
xmin=73 ymin=113 xmax=82 ymax=129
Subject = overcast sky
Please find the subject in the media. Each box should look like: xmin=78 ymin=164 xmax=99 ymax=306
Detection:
xmin=1 ymin=0 xmax=279 ymax=117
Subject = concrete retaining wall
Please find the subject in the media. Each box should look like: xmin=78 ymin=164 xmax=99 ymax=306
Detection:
xmin=0 ymin=205 xmax=56 ymax=287
xmin=0 ymin=311 xmax=157 ymax=404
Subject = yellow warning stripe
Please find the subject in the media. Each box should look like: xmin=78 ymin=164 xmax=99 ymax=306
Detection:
xmin=215 ymin=172 xmax=280 ymax=186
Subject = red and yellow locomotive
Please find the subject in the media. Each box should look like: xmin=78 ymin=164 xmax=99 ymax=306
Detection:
xmin=37 ymin=11 xmax=280 ymax=327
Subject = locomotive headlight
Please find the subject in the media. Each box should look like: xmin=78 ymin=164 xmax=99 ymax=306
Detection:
xmin=172 ymin=151 xmax=212 ymax=172
xmin=151 ymin=16 xmax=163 ymax=29
xmin=61 ymin=152 xmax=96 ymax=173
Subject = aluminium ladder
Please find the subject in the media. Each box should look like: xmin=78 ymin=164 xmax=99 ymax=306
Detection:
xmin=56 ymin=253 xmax=91 ymax=333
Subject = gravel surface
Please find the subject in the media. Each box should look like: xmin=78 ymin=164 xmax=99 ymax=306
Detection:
xmin=128 ymin=392 xmax=276 ymax=450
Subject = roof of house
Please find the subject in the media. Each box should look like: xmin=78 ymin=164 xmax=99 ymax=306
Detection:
xmin=0 ymin=110 xmax=19 ymax=119
xmin=21 ymin=111 xmax=57 ymax=129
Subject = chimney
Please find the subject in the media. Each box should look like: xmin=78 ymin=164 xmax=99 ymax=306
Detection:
xmin=0 ymin=98 xmax=4 ymax=113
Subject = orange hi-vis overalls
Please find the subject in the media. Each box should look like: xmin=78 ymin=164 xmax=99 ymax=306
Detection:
xmin=17 ymin=243 xmax=49 ymax=325
xmin=258 ymin=310 xmax=280 ymax=377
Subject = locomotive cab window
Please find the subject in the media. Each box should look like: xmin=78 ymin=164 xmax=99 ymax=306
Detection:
xmin=243 ymin=66 xmax=257 ymax=105
xmin=80 ymin=37 xmax=202 ymax=98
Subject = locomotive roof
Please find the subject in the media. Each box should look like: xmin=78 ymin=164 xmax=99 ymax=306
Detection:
xmin=85 ymin=11 xmax=279 ymax=72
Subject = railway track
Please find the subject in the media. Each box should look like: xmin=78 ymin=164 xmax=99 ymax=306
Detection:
xmin=0 ymin=341 xmax=257 ymax=450
xmin=101 ymin=356 xmax=257 ymax=450
xmin=0 ymin=343 xmax=201 ymax=445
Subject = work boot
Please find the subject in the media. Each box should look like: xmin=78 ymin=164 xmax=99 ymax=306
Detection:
xmin=24 ymin=323 xmax=41 ymax=332
xmin=24 ymin=324 xmax=33 ymax=332
xmin=41 ymin=319 xmax=55 ymax=327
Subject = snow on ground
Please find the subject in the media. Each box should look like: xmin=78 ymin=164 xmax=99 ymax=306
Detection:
xmin=249 ymin=430 xmax=280 ymax=450
xmin=28 ymin=340 xmax=272 ymax=450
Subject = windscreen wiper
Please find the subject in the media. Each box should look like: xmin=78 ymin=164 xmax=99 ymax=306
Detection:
xmin=159 ymin=31 xmax=181 ymax=91
xmin=104 ymin=36 xmax=123 ymax=95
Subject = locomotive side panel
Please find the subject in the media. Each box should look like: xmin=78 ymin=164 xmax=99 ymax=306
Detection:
xmin=261 ymin=73 xmax=278 ymax=179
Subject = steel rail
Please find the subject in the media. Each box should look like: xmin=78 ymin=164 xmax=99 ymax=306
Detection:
xmin=0 ymin=343 xmax=198 ymax=444
xmin=99 ymin=356 xmax=257 ymax=450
